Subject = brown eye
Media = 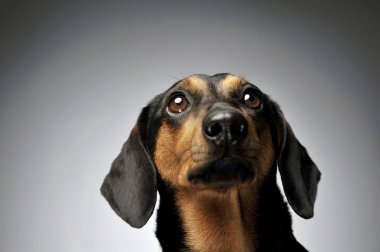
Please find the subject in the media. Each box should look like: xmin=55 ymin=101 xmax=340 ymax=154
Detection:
xmin=167 ymin=94 xmax=189 ymax=114
xmin=243 ymin=89 xmax=261 ymax=109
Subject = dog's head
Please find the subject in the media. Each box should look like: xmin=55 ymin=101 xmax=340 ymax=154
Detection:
xmin=101 ymin=73 xmax=321 ymax=228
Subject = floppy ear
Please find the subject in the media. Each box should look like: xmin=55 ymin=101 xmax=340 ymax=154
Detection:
xmin=100 ymin=120 xmax=157 ymax=228
xmin=275 ymin=107 xmax=321 ymax=219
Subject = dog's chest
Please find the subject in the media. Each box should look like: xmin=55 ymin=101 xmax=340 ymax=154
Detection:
xmin=176 ymin=188 xmax=257 ymax=252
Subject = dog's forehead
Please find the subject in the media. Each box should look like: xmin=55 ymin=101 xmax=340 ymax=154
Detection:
xmin=180 ymin=75 xmax=209 ymax=93
xmin=174 ymin=74 xmax=248 ymax=96
xmin=217 ymin=74 xmax=248 ymax=96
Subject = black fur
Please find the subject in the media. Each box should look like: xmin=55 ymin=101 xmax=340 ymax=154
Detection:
xmin=273 ymin=105 xmax=321 ymax=219
xmin=155 ymin=178 xmax=191 ymax=252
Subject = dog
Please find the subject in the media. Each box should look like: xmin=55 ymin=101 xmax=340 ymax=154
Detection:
xmin=101 ymin=73 xmax=321 ymax=252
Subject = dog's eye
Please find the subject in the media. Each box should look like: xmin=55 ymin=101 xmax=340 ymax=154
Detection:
xmin=167 ymin=94 xmax=189 ymax=114
xmin=242 ymin=89 xmax=261 ymax=109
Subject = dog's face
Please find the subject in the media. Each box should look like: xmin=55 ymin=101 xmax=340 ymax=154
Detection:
xmin=101 ymin=73 xmax=321 ymax=228
xmin=152 ymin=74 xmax=275 ymax=190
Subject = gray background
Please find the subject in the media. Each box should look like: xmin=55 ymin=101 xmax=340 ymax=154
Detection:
xmin=1 ymin=0 xmax=379 ymax=251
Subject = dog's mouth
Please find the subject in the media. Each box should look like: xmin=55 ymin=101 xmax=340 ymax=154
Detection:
xmin=187 ymin=158 xmax=255 ymax=188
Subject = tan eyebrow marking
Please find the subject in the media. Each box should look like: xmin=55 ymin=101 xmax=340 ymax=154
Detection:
xmin=218 ymin=74 xmax=247 ymax=97
xmin=180 ymin=75 xmax=208 ymax=93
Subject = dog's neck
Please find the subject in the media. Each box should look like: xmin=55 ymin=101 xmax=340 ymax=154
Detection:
xmin=175 ymin=186 xmax=258 ymax=252
xmin=156 ymin=173 xmax=305 ymax=252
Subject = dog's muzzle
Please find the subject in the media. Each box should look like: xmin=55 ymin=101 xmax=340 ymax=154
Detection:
xmin=187 ymin=103 xmax=254 ymax=188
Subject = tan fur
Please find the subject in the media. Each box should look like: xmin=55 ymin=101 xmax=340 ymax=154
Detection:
xmin=182 ymin=75 xmax=208 ymax=94
xmin=176 ymin=187 xmax=258 ymax=252
xmin=218 ymin=74 xmax=247 ymax=97
xmin=154 ymin=113 xmax=209 ymax=187
xmin=241 ymin=114 xmax=275 ymax=183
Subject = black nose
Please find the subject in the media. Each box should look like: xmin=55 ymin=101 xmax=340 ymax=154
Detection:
xmin=203 ymin=109 xmax=248 ymax=147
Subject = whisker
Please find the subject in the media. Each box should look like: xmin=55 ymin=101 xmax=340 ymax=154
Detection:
xmin=165 ymin=74 xmax=182 ymax=82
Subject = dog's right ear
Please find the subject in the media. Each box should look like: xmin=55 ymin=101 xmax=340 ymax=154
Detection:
xmin=100 ymin=111 xmax=157 ymax=228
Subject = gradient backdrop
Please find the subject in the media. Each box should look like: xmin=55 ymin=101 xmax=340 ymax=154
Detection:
xmin=1 ymin=0 xmax=379 ymax=251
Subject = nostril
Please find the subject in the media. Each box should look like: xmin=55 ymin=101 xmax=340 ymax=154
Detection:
xmin=206 ymin=123 xmax=223 ymax=138
xmin=230 ymin=120 xmax=248 ymax=138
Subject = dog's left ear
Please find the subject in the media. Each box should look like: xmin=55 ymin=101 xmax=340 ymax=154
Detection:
xmin=100 ymin=109 xmax=157 ymax=228
xmin=273 ymin=105 xmax=321 ymax=219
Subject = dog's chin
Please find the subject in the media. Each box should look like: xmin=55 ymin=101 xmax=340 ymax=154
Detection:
xmin=187 ymin=158 xmax=255 ymax=189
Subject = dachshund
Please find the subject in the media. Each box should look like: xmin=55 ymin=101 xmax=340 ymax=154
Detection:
xmin=101 ymin=73 xmax=321 ymax=252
